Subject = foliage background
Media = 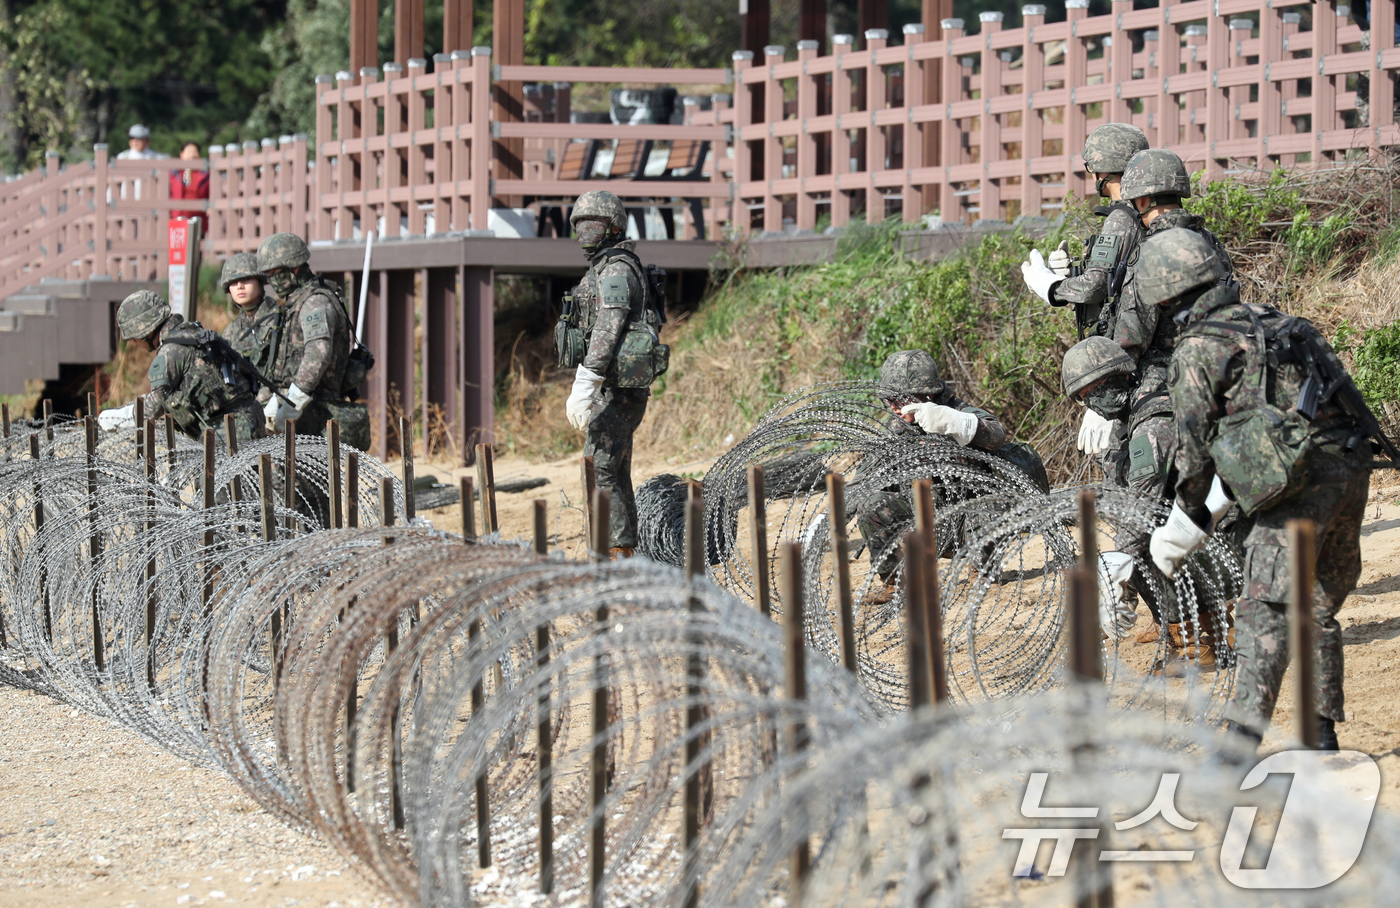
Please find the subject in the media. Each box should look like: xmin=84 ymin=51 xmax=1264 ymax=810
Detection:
xmin=0 ymin=0 xmax=1106 ymax=172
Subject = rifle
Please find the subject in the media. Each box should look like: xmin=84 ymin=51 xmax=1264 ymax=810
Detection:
xmin=1289 ymin=322 xmax=1400 ymax=467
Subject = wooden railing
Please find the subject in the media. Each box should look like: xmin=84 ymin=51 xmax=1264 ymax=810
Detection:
xmin=2 ymin=0 xmax=1398 ymax=294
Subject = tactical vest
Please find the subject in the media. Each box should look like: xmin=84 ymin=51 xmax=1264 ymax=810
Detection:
xmin=554 ymin=246 xmax=670 ymax=387
xmin=159 ymin=324 xmax=257 ymax=433
xmin=1179 ymin=302 xmax=1362 ymax=514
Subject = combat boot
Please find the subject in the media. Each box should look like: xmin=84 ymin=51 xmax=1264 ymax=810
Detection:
xmin=1317 ymin=716 xmax=1340 ymax=752
xmin=1134 ymin=623 xmax=1162 ymax=645
xmin=869 ymin=580 xmax=898 ymax=605
xmin=1150 ymin=622 xmax=1216 ymax=675
xmin=609 ymin=547 xmax=634 ymax=560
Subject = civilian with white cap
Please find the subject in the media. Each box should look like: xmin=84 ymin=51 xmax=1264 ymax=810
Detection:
xmin=116 ymin=124 xmax=167 ymax=160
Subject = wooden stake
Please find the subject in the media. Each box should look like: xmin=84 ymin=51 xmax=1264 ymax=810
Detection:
xmin=30 ymin=433 xmax=50 ymax=643
xmin=470 ymin=603 xmax=491 ymax=867
xmin=259 ymin=454 xmax=281 ymax=687
xmin=903 ymin=532 xmax=931 ymax=709
xmin=42 ymin=399 xmax=53 ymax=444
xmin=347 ymin=453 xmax=360 ymax=529
xmin=144 ymin=418 xmax=156 ymax=687
xmin=328 ymin=420 xmax=343 ymax=529
xmin=202 ymin=428 xmax=216 ymax=612
xmin=1 ymin=402 xmax=9 ymax=438
xmin=401 ymin=417 xmax=416 ymax=523
xmin=86 ymin=415 xmax=104 ymax=672
xmin=779 ymin=542 xmax=810 ymax=904
xmin=911 ymin=484 xmax=947 ymax=705
xmin=164 ymin=414 xmax=176 ymax=472
xmin=589 ymin=488 xmax=611 ymax=908
xmin=1289 ymin=519 xmax=1319 ymax=749
xmin=1069 ymin=490 xmax=1102 ymax=684
xmin=380 ymin=474 xmax=406 ymax=829
xmin=284 ymin=421 xmax=298 ymax=533
xmin=476 ymin=442 xmax=498 ymax=533
xmin=747 ymin=465 xmax=771 ymax=616
xmin=581 ymin=455 xmax=597 ymax=547
xmin=534 ymin=496 xmax=554 ymax=894
xmin=134 ymin=397 xmax=144 ymax=457
xmin=682 ymin=483 xmax=711 ymax=908
xmin=1077 ymin=487 xmax=1098 ymax=571
xmin=826 ymin=473 xmax=857 ymax=675
xmin=224 ymin=414 xmax=242 ymax=515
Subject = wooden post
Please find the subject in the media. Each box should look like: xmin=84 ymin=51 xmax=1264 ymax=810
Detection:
xmin=401 ymin=417 xmax=416 ymax=523
xmin=347 ymin=453 xmax=360 ymax=529
xmin=380 ymin=474 xmax=406 ymax=829
xmin=1288 ymin=519 xmax=1318 ymax=749
xmin=826 ymin=474 xmax=857 ymax=675
xmin=284 ymin=421 xmax=298 ymax=533
xmin=461 ymin=477 xmax=477 ymax=541
xmin=682 ymin=484 xmax=711 ymax=908
xmin=903 ymin=531 xmax=931 ymax=709
xmin=747 ymin=465 xmax=771 ymax=616
xmin=164 ymin=415 xmax=176 ymax=472
xmin=29 ymin=433 xmax=50 ymax=643
xmin=589 ymin=487 xmax=611 ymax=908
xmin=1069 ymin=490 xmax=1102 ymax=684
xmin=85 ymin=415 xmax=104 ymax=672
xmin=468 ymin=489 xmax=493 ymax=866
xmin=259 ymin=454 xmax=281 ymax=686
xmin=144 ymin=418 xmax=156 ymax=686
xmin=224 ymin=414 xmax=242 ymax=513
xmin=911 ymin=485 xmax=947 ymax=705
xmin=476 ymin=443 xmax=497 ymax=533
xmin=533 ymin=496 xmax=553 ymax=894
xmin=329 ymin=420 xmax=343 ymax=529
xmin=202 ymin=428 xmax=216 ymax=612
xmin=581 ymin=455 xmax=597 ymax=546
xmin=42 ymin=399 xmax=53 ymax=444
xmin=779 ymin=542 xmax=810 ymax=903
xmin=1 ymin=403 xmax=9 ymax=439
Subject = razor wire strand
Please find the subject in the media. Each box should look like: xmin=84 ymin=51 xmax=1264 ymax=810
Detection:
xmin=686 ymin=381 xmax=1240 ymax=715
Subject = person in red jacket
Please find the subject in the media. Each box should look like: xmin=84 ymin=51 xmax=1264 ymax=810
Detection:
xmin=170 ymin=142 xmax=210 ymax=233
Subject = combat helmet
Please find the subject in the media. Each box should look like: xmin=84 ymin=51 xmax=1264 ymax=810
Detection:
xmin=1119 ymin=149 xmax=1192 ymax=202
xmin=1081 ymin=124 xmax=1149 ymax=176
xmin=117 ymin=290 xmax=171 ymax=341
xmin=570 ymin=190 xmax=627 ymax=233
xmin=256 ymin=232 xmax=310 ymax=273
xmin=1061 ymin=336 xmax=1135 ymax=398
xmin=219 ymin=252 xmax=264 ymax=291
xmin=879 ymin=350 xmax=944 ymax=398
xmin=1136 ymin=228 xmax=1227 ymax=307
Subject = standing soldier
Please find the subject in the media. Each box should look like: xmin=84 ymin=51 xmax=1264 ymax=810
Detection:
xmin=1143 ymin=228 xmax=1380 ymax=751
xmin=97 ymin=291 xmax=264 ymax=443
xmin=219 ymin=253 xmax=280 ymax=394
xmin=256 ymin=232 xmax=371 ymax=451
xmin=1020 ymin=123 xmax=1149 ymax=458
xmin=556 ymin=190 xmax=668 ymax=558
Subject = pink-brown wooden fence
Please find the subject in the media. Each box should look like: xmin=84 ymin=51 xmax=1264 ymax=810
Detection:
xmin=1 ymin=0 xmax=1397 ymax=295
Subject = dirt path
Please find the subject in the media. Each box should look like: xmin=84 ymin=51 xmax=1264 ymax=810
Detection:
xmin=0 ymin=452 xmax=1396 ymax=905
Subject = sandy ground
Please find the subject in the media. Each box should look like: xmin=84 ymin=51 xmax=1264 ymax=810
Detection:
xmin=1 ymin=450 xmax=1397 ymax=905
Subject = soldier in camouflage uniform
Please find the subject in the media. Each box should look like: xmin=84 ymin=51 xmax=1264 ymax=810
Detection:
xmin=97 ymin=291 xmax=264 ymax=443
xmin=219 ymin=253 xmax=280 ymax=399
xmin=562 ymin=190 xmax=664 ymax=557
xmin=857 ymin=350 xmax=1048 ymax=601
xmin=1092 ymin=150 xmax=1237 ymax=661
xmin=256 ymin=232 xmax=370 ymax=451
xmin=1143 ymin=228 xmax=1370 ymax=751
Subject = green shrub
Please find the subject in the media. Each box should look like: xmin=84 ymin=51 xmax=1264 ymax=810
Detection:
xmin=1352 ymin=319 xmax=1400 ymax=409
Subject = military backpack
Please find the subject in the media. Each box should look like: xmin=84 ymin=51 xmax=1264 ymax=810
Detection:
xmin=159 ymin=327 xmax=259 ymax=431
xmin=554 ymin=247 xmax=670 ymax=388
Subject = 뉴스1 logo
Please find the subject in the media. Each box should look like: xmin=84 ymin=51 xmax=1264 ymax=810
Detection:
xmin=1002 ymin=750 xmax=1380 ymax=889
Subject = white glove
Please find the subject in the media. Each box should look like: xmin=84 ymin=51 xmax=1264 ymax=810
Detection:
xmin=1021 ymin=249 xmax=1062 ymax=303
xmin=269 ymin=384 xmax=312 ymax=433
xmin=900 ymin=403 xmax=979 ymax=446
xmin=1206 ymin=475 xmax=1234 ymax=529
xmin=1097 ymin=551 xmax=1138 ymax=640
xmin=1150 ymin=503 xmax=1209 ymax=579
xmin=1047 ymin=239 xmax=1072 ymax=277
xmin=1076 ymin=408 xmax=1119 ymax=456
xmin=97 ymin=404 xmax=135 ymax=431
xmin=566 ymin=365 xmax=605 ymax=430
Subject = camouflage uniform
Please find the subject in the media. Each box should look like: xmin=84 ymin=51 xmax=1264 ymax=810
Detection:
xmin=257 ymin=233 xmax=369 ymax=450
xmin=1148 ymin=229 xmax=1370 ymax=728
xmin=1047 ymin=124 xmax=1149 ymax=323
xmin=859 ymin=350 xmax=1040 ymax=577
xmin=219 ymin=252 xmax=280 ymax=400
xmin=574 ymin=239 xmax=655 ymax=550
xmin=141 ymin=316 xmax=264 ymax=443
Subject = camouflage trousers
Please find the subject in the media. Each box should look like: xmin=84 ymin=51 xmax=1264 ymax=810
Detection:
xmin=856 ymin=483 xmax=1002 ymax=578
xmin=1231 ymin=449 xmax=1369 ymax=728
xmin=1108 ymin=414 xmax=1181 ymax=625
xmin=293 ymin=398 xmax=371 ymax=452
xmin=191 ymin=396 xmax=264 ymax=445
xmin=585 ymin=387 xmax=648 ymax=550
